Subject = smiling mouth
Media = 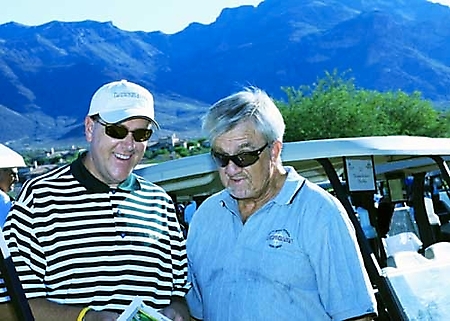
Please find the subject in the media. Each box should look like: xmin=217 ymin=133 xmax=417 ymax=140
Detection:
xmin=115 ymin=153 xmax=132 ymax=160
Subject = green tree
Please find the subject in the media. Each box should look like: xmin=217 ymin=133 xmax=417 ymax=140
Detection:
xmin=277 ymin=70 xmax=450 ymax=142
xmin=174 ymin=146 xmax=189 ymax=157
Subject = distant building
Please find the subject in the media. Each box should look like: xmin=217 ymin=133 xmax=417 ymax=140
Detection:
xmin=158 ymin=133 xmax=179 ymax=148
xmin=154 ymin=134 xmax=187 ymax=150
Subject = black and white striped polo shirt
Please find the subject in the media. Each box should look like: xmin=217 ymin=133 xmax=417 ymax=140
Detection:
xmin=0 ymin=153 xmax=188 ymax=312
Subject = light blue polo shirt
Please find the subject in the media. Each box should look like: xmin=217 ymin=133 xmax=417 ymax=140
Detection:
xmin=186 ymin=167 xmax=377 ymax=320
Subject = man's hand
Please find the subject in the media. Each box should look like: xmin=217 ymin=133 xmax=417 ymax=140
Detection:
xmin=160 ymin=296 xmax=190 ymax=321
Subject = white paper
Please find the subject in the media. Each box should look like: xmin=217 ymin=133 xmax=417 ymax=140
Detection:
xmin=117 ymin=297 xmax=172 ymax=321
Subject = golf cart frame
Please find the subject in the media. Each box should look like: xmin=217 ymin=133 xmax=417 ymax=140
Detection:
xmin=136 ymin=135 xmax=450 ymax=320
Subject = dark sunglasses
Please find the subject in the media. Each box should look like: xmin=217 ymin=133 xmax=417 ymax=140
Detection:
xmin=211 ymin=143 xmax=269 ymax=168
xmin=96 ymin=118 xmax=153 ymax=142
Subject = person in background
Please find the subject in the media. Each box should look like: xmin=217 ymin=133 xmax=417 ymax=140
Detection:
xmin=183 ymin=200 xmax=197 ymax=226
xmin=351 ymin=192 xmax=378 ymax=241
xmin=186 ymin=87 xmax=377 ymax=320
xmin=0 ymin=167 xmax=19 ymax=227
xmin=176 ymin=202 xmax=188 ymax=238
xmin=0 ymin=80 xmax=190 ymax=321
xmin=377 ymin=195 xmax=395 ymax=238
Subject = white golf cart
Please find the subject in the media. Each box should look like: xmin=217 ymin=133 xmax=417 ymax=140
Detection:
xmin=136 ymin=135 xmax=450 ymax=321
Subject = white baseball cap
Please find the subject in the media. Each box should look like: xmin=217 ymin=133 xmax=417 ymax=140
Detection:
xmin=88 ymin=79 xmax=159 ymax=128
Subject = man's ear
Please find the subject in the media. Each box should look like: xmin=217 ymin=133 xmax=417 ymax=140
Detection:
xmin=85 ymin=116 xmax=95 ymax=142
xmin=270 ymin=140 xmax=283 ymax=161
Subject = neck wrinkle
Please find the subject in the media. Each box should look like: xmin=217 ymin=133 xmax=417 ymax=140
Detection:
xmin=238 ymin=170 xmax=287 ymax=223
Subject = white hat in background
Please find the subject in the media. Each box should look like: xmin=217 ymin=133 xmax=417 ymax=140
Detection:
xmin=0 ymin=144 xmax=26 ymax=168
xmin=88 ymin=79 xmax=159 ymax=128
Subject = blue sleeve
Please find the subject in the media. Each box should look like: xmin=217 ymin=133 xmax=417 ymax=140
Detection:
xmin=186 ymin=258 xmax=203 ymax=320
xmin=0 ymin=195 xmax=11 ymax=228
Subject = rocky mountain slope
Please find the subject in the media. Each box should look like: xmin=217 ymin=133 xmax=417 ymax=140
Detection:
xmin=0 ymin=0 xmax=449 ymax=149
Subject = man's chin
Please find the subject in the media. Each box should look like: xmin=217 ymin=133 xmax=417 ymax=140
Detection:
xmin=228 ymin=188 xmax=250 ymax=200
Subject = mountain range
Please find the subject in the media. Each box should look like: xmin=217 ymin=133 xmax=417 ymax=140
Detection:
xmin=1 ymin=0 xmax=450 ymax=150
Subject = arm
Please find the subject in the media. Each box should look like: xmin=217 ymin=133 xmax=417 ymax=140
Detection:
xmin=305 ymin=194 xmax=378 ymax=320
xmin=160 ymin=296 xmax=190 ymax=321
xmin=0 ymin=302 xmax=19 ymax=321
xmin=0 ymin=299 xmax=120 ymax=321
xmin=163 ymin=199 xmax=190 ymax=321
xmin=0 ymin=299 xmax=84 ymax=321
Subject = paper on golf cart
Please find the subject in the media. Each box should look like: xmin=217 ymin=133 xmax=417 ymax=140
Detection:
xmin=117 ymin=297 xmax=172 ymax=321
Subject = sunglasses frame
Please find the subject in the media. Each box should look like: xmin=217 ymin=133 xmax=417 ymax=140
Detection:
xmin=211 ymin=143 xmax=269 ymax=168
xmin=95 ymin=118 xmax=153 ymax=142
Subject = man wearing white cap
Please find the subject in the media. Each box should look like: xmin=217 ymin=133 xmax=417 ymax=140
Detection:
xmin=0 ymin=167 xmax=19 ymax=227
xmin=0 ymin=80 xmax=190 ymax=320
xmin=0 ymin=144 xmax=25 ymax=228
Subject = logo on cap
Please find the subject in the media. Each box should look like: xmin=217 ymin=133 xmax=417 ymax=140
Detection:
xmin=114 ymin=92 xmax=147 ymax=99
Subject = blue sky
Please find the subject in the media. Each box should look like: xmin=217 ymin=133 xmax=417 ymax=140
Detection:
xmin=0 ymin=0 xmax=263 ymax=34
xmin=1 ymin=0 xmax=449 ymax=34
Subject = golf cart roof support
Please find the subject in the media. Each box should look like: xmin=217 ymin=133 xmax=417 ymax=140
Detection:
xmin=411 ymin=173 xmax=439 ymax=249
xmin=317 ymin=158 xmax=405 ymax=320
xmin=408 ymin=155 xmax=450 ymax=249
xmin=430 ymin=155 xmax=450 ymax=188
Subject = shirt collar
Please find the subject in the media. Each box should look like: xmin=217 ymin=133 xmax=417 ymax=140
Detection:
xmin=271 ymin=166 xmax=305 ymax=205
xmin=71 ymin=151 xmax=141 ymax=193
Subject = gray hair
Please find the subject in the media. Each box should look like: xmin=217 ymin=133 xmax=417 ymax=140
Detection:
xmin=202 ymin=87 xmax=285 ymax=145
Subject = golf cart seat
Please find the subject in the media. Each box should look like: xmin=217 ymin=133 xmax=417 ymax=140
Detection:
xmin=386 ymin=250 xmax=430 ymax=269
xmin=424 ymin=241 xmax=450 ymax=262
xmin=383 ymin=232 xmax=422 ymax=258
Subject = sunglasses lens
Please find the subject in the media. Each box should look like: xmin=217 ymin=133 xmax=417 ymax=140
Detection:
xmin=212 ymin=152 xmax=258 ymax=167
xmin=105 ymin=125 xmax=128 ymax=139
xmin=132 ymin=129 xmax=153 ymax=142
xmin=211 ymin=143 xmax=268 ymax=168
xmin=212 ymin=152 xmax=230 ymax=167
xmin=236 ymin=154 xmax=259 ymax=167
xmin=103 ymin=123 xmax=152 ymax=142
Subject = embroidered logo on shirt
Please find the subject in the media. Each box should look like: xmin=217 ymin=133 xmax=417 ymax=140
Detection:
xmin=267 ymin=229 xmax=293 ymax=248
